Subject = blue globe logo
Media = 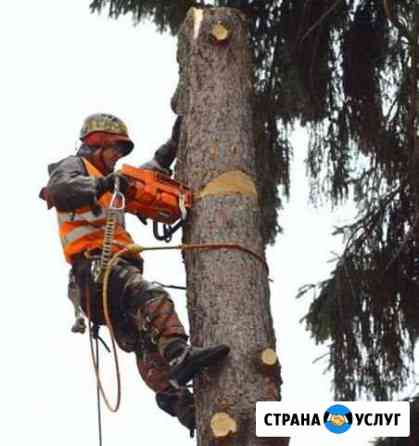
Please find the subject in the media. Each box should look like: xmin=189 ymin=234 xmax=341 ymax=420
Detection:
xmin=323 ymin=404 xmax=353 ymax=434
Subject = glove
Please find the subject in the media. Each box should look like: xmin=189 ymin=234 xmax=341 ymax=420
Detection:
xmin=140 ymin=159 xmax=172 ymax=176
xmin=153 ymin=116 xmax=182 ymax=170
xmin=96 ymin=172 xmax=129 ymax=197
xmin=171 ymin=115 xmax=182 ymax=147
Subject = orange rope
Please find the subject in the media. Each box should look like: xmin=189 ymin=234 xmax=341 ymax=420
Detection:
xmin=180 ymin=242 xmax=269 ymax=273
xmin=113 ymin=241 xmax=269 ymax=273
xmin=85 ymin=278 xmax=122 ymax=413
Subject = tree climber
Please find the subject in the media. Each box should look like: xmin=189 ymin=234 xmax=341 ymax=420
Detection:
xmin=39 ymin=113 xmax=230 ymax=435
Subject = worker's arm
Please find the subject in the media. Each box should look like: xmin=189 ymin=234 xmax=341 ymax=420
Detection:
xmin=154 ymin=139 xmax=178 ymax=171
xmin=141 ymin=116 xmax=181 ymax=175
xmin=45 ymin=156 xmax=105 ymax=212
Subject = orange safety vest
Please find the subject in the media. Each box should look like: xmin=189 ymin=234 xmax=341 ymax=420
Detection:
xmin=57 ymin=157 xmax=134 ymax=264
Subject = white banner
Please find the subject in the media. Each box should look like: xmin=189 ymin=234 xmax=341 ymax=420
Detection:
xmin=256 ymin=402 xmax=410 ymax=438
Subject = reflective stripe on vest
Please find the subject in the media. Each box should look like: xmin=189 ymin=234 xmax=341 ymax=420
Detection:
xmin=57 ymin=208 xmax=125 ymax=226
xmin=60 ymin=221 xmax=103 ymax=247
xmin=57 ymin=157 xmax=133 ymax=263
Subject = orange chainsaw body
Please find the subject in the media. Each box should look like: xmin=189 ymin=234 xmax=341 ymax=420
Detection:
xmin=121 ymin=164 xmax=192 ymax=224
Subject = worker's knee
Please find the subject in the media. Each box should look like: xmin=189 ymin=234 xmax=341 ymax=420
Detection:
xmin=121 ymin=271 xmax=186 ymax=340
xmin=123 ymin=276 xmax=171 ymax=315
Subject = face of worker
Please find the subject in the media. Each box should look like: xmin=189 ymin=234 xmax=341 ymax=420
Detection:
xmin=102 ymin=145 xmax=124 ymax=171
xmin=104 ymin=139 xmax=135 ymax=171
xmin=90 ymin=141 xmax=131 ymax=174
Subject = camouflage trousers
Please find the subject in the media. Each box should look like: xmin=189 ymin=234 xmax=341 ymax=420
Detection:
xmin=71 ymin=254 xmax=187 ymax=393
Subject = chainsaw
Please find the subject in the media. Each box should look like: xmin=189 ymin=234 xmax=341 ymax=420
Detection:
xmin=120 ymin=164 xmax=192 ymax=242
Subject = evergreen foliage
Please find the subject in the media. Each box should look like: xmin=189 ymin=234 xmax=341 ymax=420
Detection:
xmin=89 ymin=0 xmax=419 ymax=399
xmin=300 ymin=1 xmax=419 ymax=400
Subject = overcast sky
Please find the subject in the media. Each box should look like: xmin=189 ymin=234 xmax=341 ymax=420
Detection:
xmin=1 ymin=2 xmax=416 ymax=445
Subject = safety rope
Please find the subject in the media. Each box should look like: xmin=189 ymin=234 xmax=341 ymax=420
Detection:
xmin=153 ymin=281 xmax=187 ymax=290
xmin=112 ymin=240 xmax=269 ymax=273
xmin=95 ymin=333 xmax=103 ymax=446
xmin=85 ymin=282 xmax=122 ymax=413
xmin=85 ymin=178 xmax=125 ymax=417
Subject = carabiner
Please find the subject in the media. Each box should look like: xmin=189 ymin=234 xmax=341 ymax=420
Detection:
xmin=109 ymin=176 xmax=126 ymax=210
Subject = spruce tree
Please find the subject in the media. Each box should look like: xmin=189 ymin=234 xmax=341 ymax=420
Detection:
xmin=90 ymin=0 xmax=419 ymax=400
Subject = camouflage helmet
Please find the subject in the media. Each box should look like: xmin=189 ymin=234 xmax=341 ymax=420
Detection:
xmin=79 ymin=113 xmax=134 ymax=154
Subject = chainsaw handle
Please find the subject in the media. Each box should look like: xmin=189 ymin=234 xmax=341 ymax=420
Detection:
xmin=153 ymin=220 xmax=184 ymax=243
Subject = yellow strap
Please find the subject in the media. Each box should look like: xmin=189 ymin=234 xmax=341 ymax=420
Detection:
xmin=196 ymin=170 xmax=258 ymax=200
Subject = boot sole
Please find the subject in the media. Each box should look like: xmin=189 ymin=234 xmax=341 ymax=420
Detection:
xmin=170 ymin=344 xmax=230 ymax=387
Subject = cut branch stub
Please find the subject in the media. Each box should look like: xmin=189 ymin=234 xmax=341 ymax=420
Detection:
xmin=258 ymin=348 xmax=279 ymax=373
xmin=210 ymin=22 xmax=231 ymax=45
xmin=210 ymin=412 xmax=238 ymax=439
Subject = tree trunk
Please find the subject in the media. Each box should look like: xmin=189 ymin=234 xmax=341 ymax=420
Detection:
xmin=173 ymin=7 xmax=288 ymax=446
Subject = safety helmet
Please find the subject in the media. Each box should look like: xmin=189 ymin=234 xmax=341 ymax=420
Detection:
xmin=79 ymin=113 xmax=134 ymax=155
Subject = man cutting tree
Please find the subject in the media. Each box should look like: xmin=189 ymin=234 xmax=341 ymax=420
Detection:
xmin=39 ymin=113 xmax=230 ymax=435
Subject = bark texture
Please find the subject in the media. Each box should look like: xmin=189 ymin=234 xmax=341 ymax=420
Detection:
xmin=174 ymin=7 xmax=288 ymax=446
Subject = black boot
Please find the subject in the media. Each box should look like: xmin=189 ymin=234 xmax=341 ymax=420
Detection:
xmin=164 ymin=340 xmax=230 ymax=387
xmin=156 ymin=387 xmax=196 ymax=437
